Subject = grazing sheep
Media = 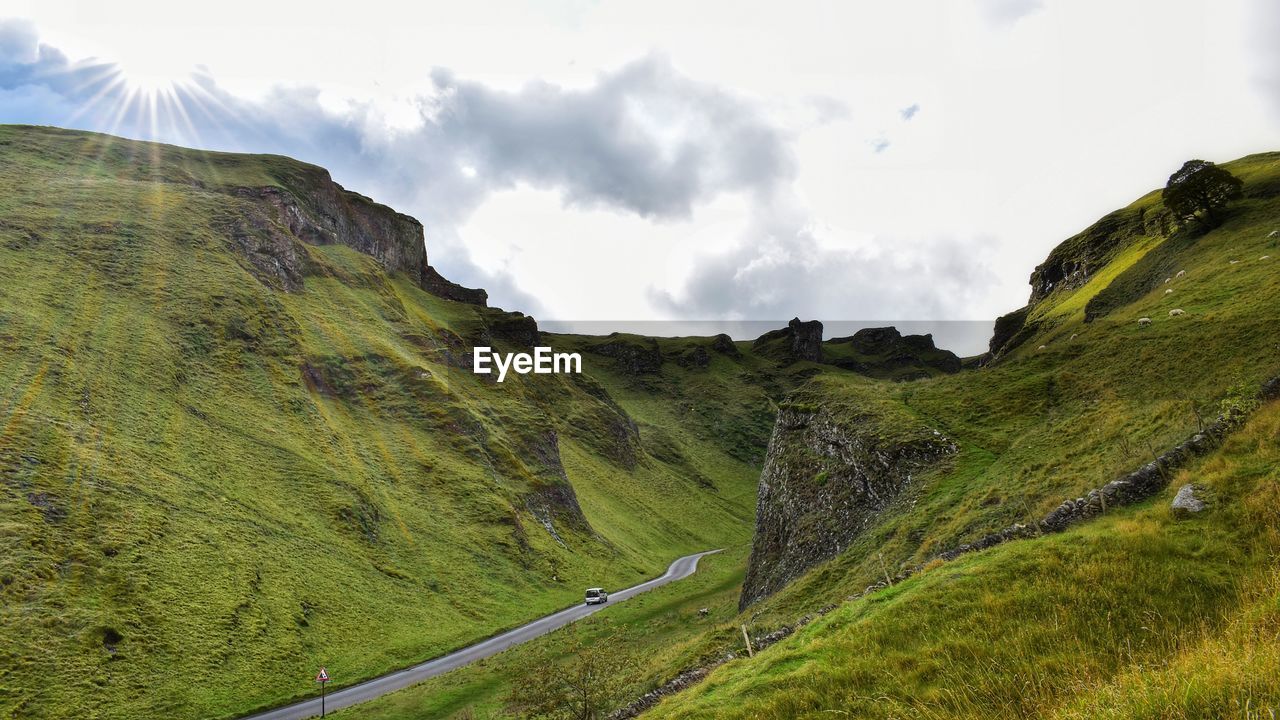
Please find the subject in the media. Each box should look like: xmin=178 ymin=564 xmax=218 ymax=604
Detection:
xmin=1037 ymin=345 xmax=1047 ymax=351
xmin=1269 ymin=230 xmax=1279 ymax=238
xmin=1165 ymin=288 xmax=1174 ymax=295
xmin=1230 ymin=260 xmax=1239 ymax=265
xmin=1262 ymin=255 xmax=1272 ymax=260
xmin=1070 ymin=333 xmax=1078 ymax=341
xmin=1164 ymin=277 xmax=1172 ymax=283
xmin=1176 ymin=270 xmax=1186 ymax=278
xmin=1169 ymin=309 xmax=1185 ymax=317
xmin=1138 ymin=317 xmax=1152 ymax=326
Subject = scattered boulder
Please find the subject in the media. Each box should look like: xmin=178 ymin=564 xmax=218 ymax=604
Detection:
xmin=1171 ymin=484 xmax=1207 ymax=518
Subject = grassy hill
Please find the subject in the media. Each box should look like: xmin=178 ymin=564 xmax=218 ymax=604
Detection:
xmin=267 ymin=157 xmax=1280 ymax=720
xmin=3 ymin=124 xmax=1277 ymax=720
xmin=644 ymin=151 xmax=1280 ymax=718
xmin=0 ymin=125 xmax=813 ymax=719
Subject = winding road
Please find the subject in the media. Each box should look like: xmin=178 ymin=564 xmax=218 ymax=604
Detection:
xmin=240 ymin=549 xmax=722 ymax=720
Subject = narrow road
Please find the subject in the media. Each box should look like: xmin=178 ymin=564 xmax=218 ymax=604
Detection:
xmin=240 ymin=549 xmax=722 ymax=720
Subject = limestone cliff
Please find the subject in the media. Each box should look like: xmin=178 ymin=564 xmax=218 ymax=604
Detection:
xmin=739 ymin=402 xmax=955 ymax=608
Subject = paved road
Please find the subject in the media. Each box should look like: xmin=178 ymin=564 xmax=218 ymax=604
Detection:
xmin=240 ymin=549 xmax=722 ymax=720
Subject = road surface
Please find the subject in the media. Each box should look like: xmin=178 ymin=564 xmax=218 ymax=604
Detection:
xmin=240 ymin=549 xmax=722 ymax=720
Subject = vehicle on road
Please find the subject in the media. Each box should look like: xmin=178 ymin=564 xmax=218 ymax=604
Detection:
xmin=584 ymin=587 xmax=609 ymax=605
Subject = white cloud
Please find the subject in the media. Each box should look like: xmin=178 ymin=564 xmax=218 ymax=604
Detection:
xmin=0 ymin=0 xmax=1276 ymax=353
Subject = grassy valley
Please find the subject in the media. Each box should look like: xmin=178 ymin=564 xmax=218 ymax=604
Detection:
xmin=0 ymin=126 xmax=801 ymax=719
xmin=2 ymin=124 xmax=1278 ymax=720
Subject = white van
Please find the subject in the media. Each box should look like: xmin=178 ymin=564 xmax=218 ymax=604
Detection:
xmin=584 ymin=587 xmax=609 ymax=605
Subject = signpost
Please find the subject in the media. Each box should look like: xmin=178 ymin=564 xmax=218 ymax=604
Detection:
xmin=315 ymin=667 xmax=330 ymax=717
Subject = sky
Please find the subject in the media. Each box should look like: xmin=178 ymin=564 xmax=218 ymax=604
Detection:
xmin=2 ymin=0 xmax=1277 ymax=354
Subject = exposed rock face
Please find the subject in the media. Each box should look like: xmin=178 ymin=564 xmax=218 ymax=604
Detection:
xmin=421 ymin=264 xmax=488 ymax=305
xmin=1028 ymin=206 xmax=1165 ymax=304
xmin=827 ymin=326 xmax=961 ymax=377
xmin=589 ymin=335 xmax=664 ymax=375
xmin=215 ymin=207 xmax=311 ymax=292
xmin=753 ymin=318 xmax=823 ymax=364
xmin=984 ymin=305 xmax=1034 ymax=362
xmin=983 ymin=203 xmax=1171 ymax=361
xmin=521 ymin=430 xmax=592 ymax=542
xmin=739 ymin=406 xmax=956 ymax=609
xmin=484 ymin=310 xmax=540 ymax=347
xmin=233 ymin=180 xmax=428 ymax=287
xmin=673 ymin=345 xmax=711 ymax=369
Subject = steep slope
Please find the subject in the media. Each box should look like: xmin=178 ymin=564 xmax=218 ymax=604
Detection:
xmin=649 ymin=151 xmax=1280 ymax=718
xmin=0 ymin=126 xmax=778 ymax=720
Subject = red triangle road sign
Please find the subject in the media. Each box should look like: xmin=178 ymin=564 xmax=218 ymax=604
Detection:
xmin=315 ymin=667 xmax=329 ymax=683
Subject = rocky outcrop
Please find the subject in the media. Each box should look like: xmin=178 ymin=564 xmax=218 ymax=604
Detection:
xmin=982 ymin=202 xmax=1172 ymax=360
xmin=753 ymin=318 xmax=823 ymax=365
xmin=233 ymin=180 xmax=429 ymax=287
xmin=710 ymin=333 xmax=741 ymax=358
xmin=984 ymin=305 xmax=1033 ymax=362
xmin=589 ymin=335 xmax=664 ymax=375
xmin=740 ymin=405 xmax=956 ymax=609
xmin=484 ymin=310 xmax=540 ymax=348
xmin=826 ymin=327 xmax=961 ymax=378
xmin=518 ymin=430 xmax=592 ymax=543
xmin=421 ymin=264 xmax=488 ymax=305
xmin=1028 ymin=206 xmax=1167 ymax=304
xmin=672 ymin=345 xmax=711 ymax=369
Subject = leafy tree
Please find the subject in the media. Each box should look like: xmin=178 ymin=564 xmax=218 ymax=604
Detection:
xmin=1162 ymin=159 xmax=1243 ymax=227
xmin=506 ymin=629 xmax=637 ymax=720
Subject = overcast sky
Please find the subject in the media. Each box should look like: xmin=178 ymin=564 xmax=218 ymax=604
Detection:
xmin=2 ymin=0 xmax=1277 ymax=353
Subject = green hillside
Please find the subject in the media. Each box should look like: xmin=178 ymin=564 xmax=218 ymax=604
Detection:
xmin=0 ymin=126 xmax=805 ymax=720
xmin=647 ymin=151 xmax=1280 ymax=718
xmin=277 ymin=156 xmax=1280 ymax=720
xmin=3 ymin=124 xmax=1278 ymax=720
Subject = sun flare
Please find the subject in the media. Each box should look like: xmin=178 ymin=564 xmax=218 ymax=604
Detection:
xmin=113 ymin=58 xmax=194 ymax=95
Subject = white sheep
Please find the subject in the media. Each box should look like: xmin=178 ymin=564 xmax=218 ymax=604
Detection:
xmin=1176 ymin=270 xmax=1186 ymax=278
xmin=1269 ymin=230 xmax=1279 ymax=238
xmin=1038 ymin=344 xmax=1047 ymax=351
xmin=1164 ymin=277 xmax=1172 ymax=283
xmin=1262 ymin=255 xmax=1272 ymax=260
xmin=1230 ymin=260 xmax=1239 ymax=265
xmin=1169 ymin=309 xmax=1185 ymax=317
xmin=1070 ymin=333 xmax=1078 ymax=341
xmin=1138 ymin=317 xmax=1152 ymax=326
xmin=1165 ymin=288 xmax=1174 ymax=295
